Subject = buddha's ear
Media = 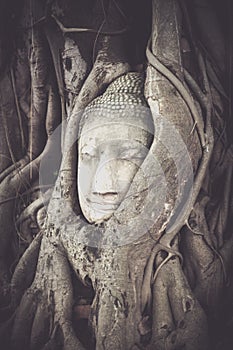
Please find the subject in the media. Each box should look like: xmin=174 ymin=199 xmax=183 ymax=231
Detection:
xmin=74 ymin=165 xmax=82 ymax=216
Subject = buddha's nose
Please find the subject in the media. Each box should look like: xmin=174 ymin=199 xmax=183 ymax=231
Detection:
xmin=92 ymin=159 xmax=119 ymax=198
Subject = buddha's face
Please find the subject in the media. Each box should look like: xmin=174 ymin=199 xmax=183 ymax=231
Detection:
xmin=78 ymin=121 xmax=152 ymax=224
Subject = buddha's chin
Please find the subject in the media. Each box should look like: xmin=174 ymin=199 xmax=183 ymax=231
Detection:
xmin=81 ymin=206 xmax=114 ymax=224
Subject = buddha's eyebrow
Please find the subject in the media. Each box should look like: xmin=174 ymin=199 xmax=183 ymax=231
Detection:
xmin=80 ymin=144 xmax=97 ymax=153
xmin=119 ymin=146 xmax=148 ymax=156
xmin=120 ymin=141 xmax=149 ymax=150
xmin=80 ymin=138 xmax=96 ymax=150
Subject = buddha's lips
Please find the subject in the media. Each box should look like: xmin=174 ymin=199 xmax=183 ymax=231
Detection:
xmin=88 ymin=200 xmax=120 ymax=211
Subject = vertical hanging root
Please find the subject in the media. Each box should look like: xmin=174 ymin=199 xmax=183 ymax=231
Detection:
xmin=10 ymin=68 xmax=26 ymax=151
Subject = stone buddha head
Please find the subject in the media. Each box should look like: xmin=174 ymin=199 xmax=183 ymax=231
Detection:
xmin=77 ymin=73 xmax=154 ymax=224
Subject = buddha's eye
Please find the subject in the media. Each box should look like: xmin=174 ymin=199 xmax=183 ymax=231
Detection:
xmin=80 ymin=145 xmax=97 ymax=160
xmin=81 ymin=152 xmax=93 ymax=160
xmin=120 ymin=148 xmax=147 ymax=161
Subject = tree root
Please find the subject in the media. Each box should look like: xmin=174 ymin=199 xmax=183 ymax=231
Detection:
xmin=16 ymin=189 xmax=52 ymax=226
xmin=51 ymin=14 xmax=129 ymax=36
xmin=150 ymin=257 xmax=209 ymax=350
xmin=9 ymin=235 xmax=85 ymax=350
xmin=0 ymin=156 xmax=29 ymax=184
xmin=141 ymin=239 xmax=183 ymax=315
xmin=10 ymin=232 xmax=43 ymax=307
xmin=181 ymin=228 xmax=227 ymax=315
xmin=146 ymin=39 xmax=206 ymax=148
